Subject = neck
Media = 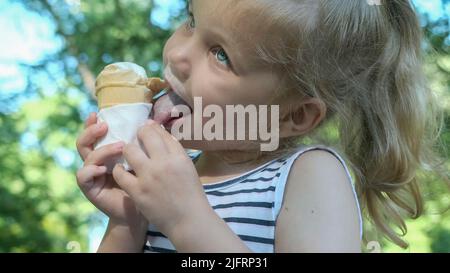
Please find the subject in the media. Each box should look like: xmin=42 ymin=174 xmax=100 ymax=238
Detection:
xmin=194 ymin=149 xmax=274 ymax=180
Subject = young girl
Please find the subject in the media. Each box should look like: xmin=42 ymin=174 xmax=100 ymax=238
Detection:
xmin=75 ymin=0 xmax=445 ymax=252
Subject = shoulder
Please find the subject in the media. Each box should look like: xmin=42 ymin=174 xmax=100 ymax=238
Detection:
xmin=275 ymin=149 xmax=362 ymax=252
xmin=290 ymin=149 xmax=352 ymax=189
xmin=280 ymin=149 xmax=354 ymax=200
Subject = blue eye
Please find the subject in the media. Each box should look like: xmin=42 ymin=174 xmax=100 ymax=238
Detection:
xmin=213 ymin=48 xmax=230 ymax=67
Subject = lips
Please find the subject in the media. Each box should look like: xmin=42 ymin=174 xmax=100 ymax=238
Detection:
xmin=150 ymin=87 xmax=193 ymax=127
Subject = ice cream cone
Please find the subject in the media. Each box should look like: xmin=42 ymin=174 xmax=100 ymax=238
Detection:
xmin=95 ymin=62 xmax=169 ymax=109
xmin=147 ymin=77 xmax=168 ymax=93
xmin=95 ymin=63 xmax=147 ymax=109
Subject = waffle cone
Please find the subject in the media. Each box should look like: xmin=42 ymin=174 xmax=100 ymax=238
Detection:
xmin=97 ymin=85 xmax=149 ymax=109
xmin=95 ymin=63 xmax=151 ymax=109
xmin=95 ymin=63 xmax=169 ymax=109
xmin=147 ymin=77 xmax=168 ymax=93
xmin=145 ymin=77 xmax=169 ymax=102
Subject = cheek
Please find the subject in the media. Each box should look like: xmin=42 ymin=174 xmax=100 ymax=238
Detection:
xmin=190 ymin=65 xmax=278 ymax=107
xmin=192 ymin=76 xmax=243 ymax=106
xmin=191 ymin=74 xmax=229 ymax=105
xmin=241 ymin=76 xmax=279 ymax=105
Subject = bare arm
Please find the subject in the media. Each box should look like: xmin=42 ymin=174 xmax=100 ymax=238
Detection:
xmin=275 ymin=150 xmax=362 ymax=253
xmin=97 ymin=219 xmax=148 ymax=253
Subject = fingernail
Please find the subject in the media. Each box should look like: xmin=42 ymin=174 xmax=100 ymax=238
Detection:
xmin=115 ymin=142 xmax=125 ymax=150
xmin=98 ymin=166 xmax=107 ymax=172
xmin=96 ymin=123 xmax=106 ymax=131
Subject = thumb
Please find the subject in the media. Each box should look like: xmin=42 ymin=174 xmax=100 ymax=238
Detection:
xmin=112 ymin=164 xmax=139 ymax=198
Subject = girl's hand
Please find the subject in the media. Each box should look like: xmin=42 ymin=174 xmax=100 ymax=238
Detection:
xmin=76 ymin=113 xmax=147 ymax=229
xmin=112 ymin=120 xmax=212 ymax=238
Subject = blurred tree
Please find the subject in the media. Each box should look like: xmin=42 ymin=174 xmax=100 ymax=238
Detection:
xmin=0 ymin=0 xmax=187 ymax=252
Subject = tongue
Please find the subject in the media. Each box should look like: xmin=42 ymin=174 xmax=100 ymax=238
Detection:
xmin=151 ymin=91 xmax=191 ymax=125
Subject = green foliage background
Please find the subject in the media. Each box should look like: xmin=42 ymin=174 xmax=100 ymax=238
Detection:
xmin=0 ymin=0 xmax=448 ymax=252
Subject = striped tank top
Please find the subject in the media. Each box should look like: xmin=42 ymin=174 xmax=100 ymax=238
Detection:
xmin=144 ymin=145 xmax=363 ymax=253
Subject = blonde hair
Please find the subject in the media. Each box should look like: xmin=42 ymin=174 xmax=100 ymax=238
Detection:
xmin=246 ymin=0 xmax=449 ymax=248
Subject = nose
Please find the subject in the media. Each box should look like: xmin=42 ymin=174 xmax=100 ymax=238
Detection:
xmin=167 ymin=45 xmax=192 ymax=83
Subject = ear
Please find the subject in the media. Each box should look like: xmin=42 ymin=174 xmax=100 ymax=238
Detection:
xmin=279 ymin=97 xmax=326 ymax=138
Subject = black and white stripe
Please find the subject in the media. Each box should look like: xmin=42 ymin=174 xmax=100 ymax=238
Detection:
xmin=144 ymin=146 xmax=363 ymax=253
xmin=145 ymin=156 xmax=287 ymax=253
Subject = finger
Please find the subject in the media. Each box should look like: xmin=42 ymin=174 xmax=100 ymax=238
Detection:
xmin=112 ymin=164 xmax=139 ymax=198
xmin=122 ymin=143 xmax=151 ymax=175
xmin=147 ymin=119 xmax=186 ymax=155
xmin=85 ymin=112 xmax=97 ymax=129
xmin=84 ymin=142 xmax=125 ymax=165
xmin=137 ymin=121 xmax=170 ymax=156
xmin=77 ymin=122 xmax=108 ymax=160
xmin=156 ymin=120 xmax=187 ymax=155
xmin=76 ymin=165 xmax=107 ymax=188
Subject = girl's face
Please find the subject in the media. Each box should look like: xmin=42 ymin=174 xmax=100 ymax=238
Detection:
xmin=156 ymin=0 xmax=281 ymax=151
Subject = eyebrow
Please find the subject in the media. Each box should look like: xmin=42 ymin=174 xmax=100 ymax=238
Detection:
xmin=190 ymin=0 xmax=251 ymax=72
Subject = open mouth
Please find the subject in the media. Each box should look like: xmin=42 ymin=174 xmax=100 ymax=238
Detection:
xmin=150 ymin=87 xmax=193 ymax=128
